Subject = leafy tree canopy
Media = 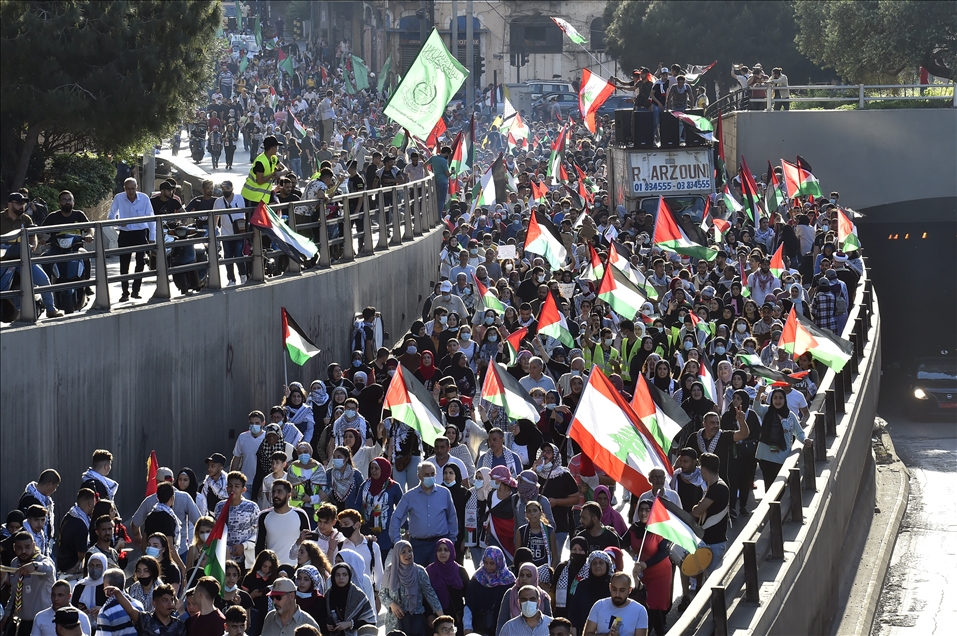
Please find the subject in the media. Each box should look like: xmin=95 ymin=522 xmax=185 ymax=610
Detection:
xmin=0 ymin=0 xmax=223 ymax=190
xmin=794 ymin=0 xmax=956 ymax=83
xmin=603 ymin=1 xmax=830 ymax=91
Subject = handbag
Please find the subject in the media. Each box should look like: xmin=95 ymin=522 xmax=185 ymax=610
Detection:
xmin=394 ymin=451 xmax=412 ymax=473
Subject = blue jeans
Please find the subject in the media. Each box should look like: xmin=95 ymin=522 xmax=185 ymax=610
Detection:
xmin=393 ymin=455 xmax=421 ymax=491
xmin=1 ymin=263 xmax=57 ymax=312
xmin=291 ymin=157 xmax=302 ymax=178
xmin=652 ymin=104 xmax=662 ymax=140
xmin=223 ymin=239 xmax=246 ymax=281
xmin=705 ymin=541 xmax=727 ymax=577
xmin=435 ymin=181 xmax=449 ymax=215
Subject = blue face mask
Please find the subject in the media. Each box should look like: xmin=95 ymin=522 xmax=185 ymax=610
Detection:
xmin=684 ymin=341 xmax=694 ymax=350
xmin=422 ymin=476 xmax=436 ymax=488
xmin=461 ymin=333 xmax=471 ymax=341
xmin=715 ymin=346 xmax=727 ymax=355
xmin=333 ymin=458 xmax=345 ymax=469
xmin=488 ymin=335 xmax=498 ymax=343
xmin=145 ymin=546 xmax=161 ymax=558
xmin=344 ymin=409 xmax=357 ymax=418
xmin=299 ymin=453 xmax=311 ymax=464
xmin=250 ymin=425 xmax=262 ymax=435
xmin=444 ymin=479 xmax=457 ymax=487
xmin=296 ymin=590 xmax=312 ymax=598
xmin=485 ymin=316 xmax=495 ymax=325
xmin=352 ymin=359 xmax=362 ymax=367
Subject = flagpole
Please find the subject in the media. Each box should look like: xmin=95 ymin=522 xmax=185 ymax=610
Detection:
xmin=180 ymin=550 xmax=208 ymax=600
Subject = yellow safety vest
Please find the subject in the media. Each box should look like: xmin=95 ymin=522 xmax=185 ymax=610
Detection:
xmin=583 ymin=342 xmax=621 ymax=376
xmin=288 ymin=462 xmax=323 ymax=513
xmin=619 ymin=337 xmax=641 ymax=383
xmin=241 ymin=152 xmax=277 ymax=203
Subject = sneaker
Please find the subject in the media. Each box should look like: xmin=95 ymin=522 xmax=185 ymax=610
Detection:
xmin=227 ymin=280 xmax=237 ymax=286
xmin=131 ymin=291 xmax=141 ymax=299
xmin=677 ymin=596 xmax=691 ymax=612
xmin=119 ymin=292 xmax=130 ymax=302
xmin=240 ymin=275 xmax=247 ymax=284
xmin=46 ymin=309 xmax=64 ymax=318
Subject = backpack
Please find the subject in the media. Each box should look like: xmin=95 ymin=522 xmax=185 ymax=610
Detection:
xmin=835 ymin=293 xmax=847 ymax=315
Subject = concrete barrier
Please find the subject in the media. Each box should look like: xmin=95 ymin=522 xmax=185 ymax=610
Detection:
xmin=0 ymin=225 xmax=444 ymax=517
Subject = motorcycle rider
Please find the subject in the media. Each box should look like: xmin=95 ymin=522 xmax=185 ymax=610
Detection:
xmin=0 ymin=192 xmax=63 ymax=318
xmin=40 ymin=190 xmax=94 ymax=305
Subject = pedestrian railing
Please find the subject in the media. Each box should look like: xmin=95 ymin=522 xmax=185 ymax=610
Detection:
xmin=706 ymin=83 xmax=955 ymax=118
xmin=667 ymin=262 xmax=879 ymax=635
xmin=0 ymin=175 xmax=439 ymax=324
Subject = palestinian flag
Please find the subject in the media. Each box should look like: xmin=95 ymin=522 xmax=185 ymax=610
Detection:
xmin=766 ymin=160 xmax=786 ymax=213
xmin=837 ymin=208 xmax=861 ymax=252
xmin=144 ymin=450 xmax=158 ymax=498
xmin=449 ymin=130 xmax=470 ymax=175
xmin=781 ymin=159 xmax=823 ymax=199
xmin=505 ymin=327 xmax=528 ymax=366
xmin=282 ymin=307 xmax=320 ymax=366
xmin=202 ymin=500 xmax=230 ymax=591
xmin=249 ymin=202 xmax=318 ymax=263
xmin=608 ymin=241 xmax=641 ymax=287
xmin=268 ymin=86 xmax=279 ymax=110
xmin=507 ymin=112 xmax=529 ymax=149
xmin=778 ymin=307 xmax=853 ymax=372
xmin=582 ymin=243 xmax=604 ymax=282
xmin=631 ymin=374 xmax=686 ymax=453
xmin=391 ymin=128 xmax=409 ymax=151
xmin=739 ymin=155 xmax=763 ymax=222
xmin=546 ymin=124 xmax=568 ymax=185
xmin=646 ymin=496 xmax=702 ymax=554
xmin=769 ymin=243 xmax=787 ymax=278
xmin=671 ymin=112 xmax=714 ymax=142
xmin=569 ymin=367 xmax=672 ymax=497
xmin=574 ymin=164 xmax=595 ymax=205
xmin=598 ymin=260 xmax=647 ymax=319
xmin=537 ymin=291 xmax=574 ymax=348
xmin=481 ymin=362 xmax=541 ymax=422
xmin=578 ymin=69 xmax=615 ymax=133
xmin=288 ymin=110 xmax=307 ymax=140
xmin=476 ymin=153 xmax=509 ymax=209
xmin=738 ymin=257 xmax=752 ymax=298
xmin=687 ymin=309 xmax=714 ymax=338
xmin=277 ymin=48 xmax=294 ymax=78
xmin=700 ymin=201 xmax=730 ymax=243
xmin=653 ymin=197 xmax=718 ymax=261
xmin=474 ymin=274 xmax=506 ymax=314
xmin=426 ymin=117 xmax=447 ymax=151
xmin=722 ymin=184 xmax=744 ymax=218
xmin=525 ymin=209 xmax=567 ymax=270
xmin=530 ymin=178 xmax=549 ymax=204
xmin=697 ymin=353 xmax=718 ymax=403
xmin=551 ymin=17 xmax=587 ymax=44
xmin=683 ymin=60 xmax=717 ymax=85
xmin=382 ymin=363 xmax=446 ymax=446
xmin=737 ymin=353 xmax=802 ymax=386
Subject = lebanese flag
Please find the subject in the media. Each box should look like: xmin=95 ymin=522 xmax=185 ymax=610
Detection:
xmin=769 ymin=243 xmax=787 ymax=278
xmin=144 ymin=450 xmax=158 ymax=498
xmin=505 ymin=326 xmax=528 ymax=366
xmin=481 ymin=362 xmax=541 ymax=422
xmin=778 ymin=307 xmax=853 ymax=372
xmin=578 ymin=69 xmax=615 ymax=133
xmin=474 ymin=273 xmax=506 ymax=314
xmin=382 ymin=363 xmax=446 ymax=446
xmin=582 ymin=243 xmax=604 ymax=282
xmin=249 ymin=202 xmax=318 ymax=263
xmin=781 ymin=158 xmax=823 ymax=198
xmin=631 ymin=374 xmax=690 ymax=454
xmin=697 ymin=353 xmax=718 ymax=403
xmin=653 ymin=197 xmax=717 ymax=261
xmin=524 ymin=209 xmax=567 ymax=270
xmin=646 ymin=496 xmax=702 ymax=554
xmin=202 ymin=499 xmax=230 ymax=590
xmin=837 ymin=208 xmax=861 ymax=252
xmin=569 ymin=367 xmax=672 ymax=497
xmin=537 ymin=291 xmax=574 ymax=348
xmin=597 ymin=258 xmax=647 ymax=320
xmin=282 ymin=307 xmax=320 ymax=366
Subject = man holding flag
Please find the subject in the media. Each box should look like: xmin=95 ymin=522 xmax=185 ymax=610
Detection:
xmin=691 ymin=452 xmax=731 ymax=576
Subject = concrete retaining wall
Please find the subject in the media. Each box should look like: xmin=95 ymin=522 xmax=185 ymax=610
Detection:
xmin=725 ymin=108 xmax=957 ymax=222
xmin=0 ymin=227 xmax=444 ymax=517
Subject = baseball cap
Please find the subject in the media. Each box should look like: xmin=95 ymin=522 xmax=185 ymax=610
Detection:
xmin=53 ymin=607 xmax=82 ymax=627
xmin=825 ymin=269 xmax=838 ymax=279
xmin=220 ymin=180 xmax=233 ymax=189
xmin=264 ymin=423 xmax=282 ymax=436
xmin=263 ymin=135 xmax=284 ymax=150
xmin=155 ymin=467 xmax=174 ymax=482
xmin=206 ymin=453 xmax=227 ymax=466
xmin=7 ymin=192 xmax=27 ymax=203
xmin=267 ymin=577 xmax=297 ymax=596
xmin=439 ymin=281 xmax=452 ymax=292
xmin=660 ymin=67 xmax=669 ymax=74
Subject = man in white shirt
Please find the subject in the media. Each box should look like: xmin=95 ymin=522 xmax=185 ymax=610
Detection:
xmin=499 ymin=585 xmax=551 ymax=635
xmin=230 ymin=411 xmax=267 ymax=498
xmin=212 ymin=180 xmax=247 ymax=285
xmin=107 ymin=178 xmax=154 ymax=301
xmin=520 ymin=357 xmax=557 ymax=393
xmin=255 ymin=481 xmax=310 ymax=566
xmin=30 ymin=581 xmax=92 ymax=636
xmin=430 ymin=437 xmax=470 ymax=486
xmin=583 ymin=572 xmax=648 ymax=636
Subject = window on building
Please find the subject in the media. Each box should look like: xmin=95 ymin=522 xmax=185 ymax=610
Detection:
xmin=509 ymin=16 xmax=562 ymax=54
xmin=591 ymin=17 xmax=606 ymax=51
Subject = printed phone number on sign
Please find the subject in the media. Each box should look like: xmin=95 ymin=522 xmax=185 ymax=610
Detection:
xmin=633 ymin=179 xmax=712 ymax=192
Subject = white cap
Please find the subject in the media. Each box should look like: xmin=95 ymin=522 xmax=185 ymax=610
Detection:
xmin=440 ymin=281 xmax=452 ymax=292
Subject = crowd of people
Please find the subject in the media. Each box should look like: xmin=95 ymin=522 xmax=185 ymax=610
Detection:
xmin=0 ymin=18 xmax=865 ymax=636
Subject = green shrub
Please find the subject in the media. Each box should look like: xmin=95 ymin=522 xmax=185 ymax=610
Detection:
xmin=28 ymin=153 xmax=116 ymax=210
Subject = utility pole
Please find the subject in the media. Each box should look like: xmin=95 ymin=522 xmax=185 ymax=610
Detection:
xmin=451 ymin=0 xmax=458 ymax=61
xmin=466 ymin=0 xmax=473 ymax=110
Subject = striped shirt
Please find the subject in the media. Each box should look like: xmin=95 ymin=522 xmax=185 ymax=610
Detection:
xmin=97 ymin=594 xmax=143 ymax=635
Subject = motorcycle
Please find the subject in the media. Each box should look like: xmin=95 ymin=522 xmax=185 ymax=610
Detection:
xmin=48 ymin=234 xmax=91 ymax=314
xmin=189 ymin=133 xmax=205 ymax=163
xmin=165 ymin=222 xmax=208 ymax=295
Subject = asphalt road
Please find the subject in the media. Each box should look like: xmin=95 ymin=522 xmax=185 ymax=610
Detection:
xmin=871 ymin=384 xmax=957 ymax=635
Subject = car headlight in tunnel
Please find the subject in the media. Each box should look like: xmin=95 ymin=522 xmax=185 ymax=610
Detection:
xmin=913 ymin=388 xmax=928 ymax=400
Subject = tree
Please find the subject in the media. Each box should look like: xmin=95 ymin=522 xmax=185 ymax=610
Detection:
xmin=0 ymin=1 xmax=223 ymax=191
xmin=603 ymin=1 xmax=829 ymax=92
xmin=794 ymin=0 xmax=956 ymax=83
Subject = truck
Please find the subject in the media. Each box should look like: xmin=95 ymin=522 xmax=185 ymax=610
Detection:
xmin=608 ymin=146 xmax=715 ymax=222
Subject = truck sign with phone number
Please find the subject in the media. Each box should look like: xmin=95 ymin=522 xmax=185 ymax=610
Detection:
xmin=629 ymin=149 xmax=714 ymax=194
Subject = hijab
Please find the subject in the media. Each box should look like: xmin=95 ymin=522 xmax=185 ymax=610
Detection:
xmin=77 ymin=552 xmax=107 ymax=610
xmin=533 ymin=443 xmax=567 ymax=480
xmin=327 ymin=563 xmax=353 ymax=617
xmin=517 ymin=470 xmax=540 ymax=503
xmin=682 ymin=381 xmax=714 ymax=419
xmin=506 ymin=563 xmax=549 ymax=617
xmin=296 ymin=565 xmax=323 ymax=593
xmin=417 ymin=351 xmax=438 ymax=381
xmin=426 ymin=538 xmax=463 ymax=610
xmin=760 ymin=388 xmax=790 ymax=448
xmin=473 ymin=546 xmax=516 ymax=588
xmin=343 ymin=428 xmax=362 ymax=457
xmin=555 ymin=536 xmax=589 ymax=606
xmin=512 ymin=419 xmax=544 ymax=451
xmin=308 ymin=380 xmax=330 ymax=407
xmin=593 ymin=485 xmax=626 ymax=536
xmin=653 ymin=361 xmax=673 ymax=392
xmin=382 ymin=540 xmax=420 ymax=612
xmin=472 ymin=467 xmax=494 ymax=502
xmin=576 ymin=550 xmax=614 ymax=593
xmin=444 ymin=398 xmax=467 ymax=432
xmin=367 ymin=457 xmax=394 ymax=496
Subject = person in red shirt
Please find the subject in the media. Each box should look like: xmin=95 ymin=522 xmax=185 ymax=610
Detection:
xmin=186 ymin=576 xmax=226 ymax=635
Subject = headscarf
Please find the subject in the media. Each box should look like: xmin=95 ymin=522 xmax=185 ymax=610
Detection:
xmin=473 ymin=546 xmax=516 ymax=588
xmin=296 ymin=565 xmax=322 ymax=592
xmin=330 ymin=454 xmax=357 ymax=502
xmin=308 ymin=379 xmax=329 ymax=407
xmin=473 ymin=467 xmax=494 ymax=501
xmin=425 ymin=538 xmax=463 ymax=610
xmin=382 ymin=540 xmax=420 ymax=612
xmin=367 ymin=457 xmax=394 ymax=496
xmin=593 ymin=485 xmax=627 ymax=536
xmin=506 ymin=563 xmax=549 ymax=617
xmin=77 ymin=552 xmax=107 ymax=610
xmin=603 ymin=546 xmax=624 ymax=573
xmin=327 ymin=562 xmax=353 ymax=618
xmin=682 ymin=381 xmax=714 ymax=419
xmin=417 ymin=351 xmax=438 ymax=381
xmin=330 ymin=386 xmax=349 ymax=407
xmin=343 ymin=428 xmax=362 ymax=457
xmin=534 ymin=443 xmax=567 ymax=480
xmin=517 ymin=470 xmax=540 ymax=503
xmin=512 ymin=418 xmax=544 ymax=452
xmin=444 ymin=398 xmax=467 ymax=432
xmin=760 ymin=388 xmax=791 ymax=449
xmin=576 ymin=550 xmax=614 ymax=583
xmin=555 ymin=536 xmax=589 ymax=607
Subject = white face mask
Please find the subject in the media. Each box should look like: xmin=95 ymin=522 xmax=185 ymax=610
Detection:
xmin=604 ymin=338 xmax=614 ymax=346
xmin=521 ymin=600 xmax=539 ymax=618
xmin=736 ymin=323 xmax=748 ymax=333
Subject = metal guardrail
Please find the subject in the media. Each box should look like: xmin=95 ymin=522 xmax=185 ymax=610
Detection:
xmin=667 ymin=260 xmax=877 ymax=635
xmin=706 ymin=83 xmax=955 ymax=117
xmin=0 ymin=175 xmax=439 ymax=324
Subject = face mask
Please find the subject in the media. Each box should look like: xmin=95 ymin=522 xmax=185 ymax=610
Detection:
xmin=344 ymin=409 xmax=357 ymax=418
xmin=441 ymin=293 xmax=451 ymax=300
xmin=745 ymin=346 xmax=756 ymax=354
xmin=533 ymin=397 xmax=544 ymax=405
xmin=296 ymin=590 xmax=312 ymax=598
xmin=537 ymin=275 xmax=545 ymax=283
xmin=829 ymin=198 xmax=836 ymax=204
xmin=604 ymin=338 xmax=614 ymax=346
xmin=422 ymin=476 xmax=436 ymax=488
xmin=224 ymin=584 xmax=238 ymax=593
xmin=387 ymin=369 xmax=396 ymax=376
xmin=138 ymin=576 xmax=153 ymax=586
xmin=474 ymin=479 xmax=484 ymax=489
xmin=571 ymin=369 xmax=581 ymax=376
xmin=545 ymin=403 xmax=556 ymax=410
xmin=470 ymin=248 xmax=478 ymax=255
xmin=355 ymin=382 xmax=365 ymax=390
xmin=250 ymin=424 xmax=262 ymax=434
xmin=438 ymin=315 xmax=448 ymax=325
xmin=88 ymin=567 xmax=103 ymax=579
xmin=485 ymin=316 xmax=495 ymax=325
xmin=505 ymin=264 xmax=513 ymax=271
xmin=145 ymin=547 xmax=161 ymax=558
xmin=407 ymin=346 xmax=417 ymax=354
xmin=488 ymin=335 xmax=498 ymax=343
xmin=461 ymin=333 xmax=471 ymax=341
xmin=333 ymin=458 xmax=345 ymax=469
xmin=444 ymin=478 xmax=457 ymax=487
xmin=684 ymin=341 xmax=694 ymax=350
xmin=521 ymin=601 xmax=539 ymax=618
xmin=299 ymin=453 xmax=311 ymax=464
xmin=715 ymin=346 xmax=726 ymax=355
xmin=352 ymin=359 xmax=362 ymax=367
xmin=563 ymin=207 xmax=570 ymax=213
xmin=736 ymin=323 xmax=748 ymax=333
xmin=822 ymin=224 xmax=829 ymax=232
xmin=541 ymin=462 xmax=553 ymax=471
xmin=200 ymin=532 xmax=211 ymax=542
xmin=463 ymin=287 xmax=471 ymax=295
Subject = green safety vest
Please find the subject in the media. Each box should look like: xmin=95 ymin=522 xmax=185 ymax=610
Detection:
xmin=241 ymin=152 xmax=277 ymax=203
